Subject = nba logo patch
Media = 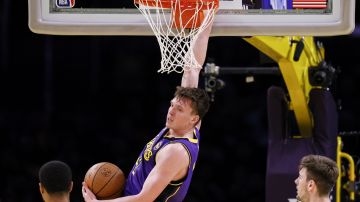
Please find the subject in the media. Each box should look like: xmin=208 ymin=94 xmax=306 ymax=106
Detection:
xmin=56 ymin=0 xmax=75 ymax=8
xmin=154 ymin=141 xmax=162 ymax=150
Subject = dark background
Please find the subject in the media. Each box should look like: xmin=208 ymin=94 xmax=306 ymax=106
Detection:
xmin=0 ymin=1 xmax=359 ymax=202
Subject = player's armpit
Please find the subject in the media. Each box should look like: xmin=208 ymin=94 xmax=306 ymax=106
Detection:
xmin=135 ymin=143 xmax=190 ymax=201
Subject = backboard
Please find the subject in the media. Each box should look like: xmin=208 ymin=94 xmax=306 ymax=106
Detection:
xmin=28 ymin=0 xmax=355 ymax=36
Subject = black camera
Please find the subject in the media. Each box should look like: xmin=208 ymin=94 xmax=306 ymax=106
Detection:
xmin=203 ymin=63 xmax=225 ymax=102
xmin=204 ymin=63 xmax=225 ymax=93
xmin=308 ymin=61 xmax=336 ymax=88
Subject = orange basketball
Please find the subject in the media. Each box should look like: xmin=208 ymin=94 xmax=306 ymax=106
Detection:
xmin=84 ymin=162 xmax=126 ymax=199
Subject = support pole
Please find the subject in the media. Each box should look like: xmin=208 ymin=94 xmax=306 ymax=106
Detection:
xmin=243 ymin=36 xmax=323 ymax=137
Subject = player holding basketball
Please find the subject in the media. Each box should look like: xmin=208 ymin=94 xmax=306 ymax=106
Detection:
xmin=295 ymin=154 xmax=338 ymax=202
xmin=82 ymin=18 xmax=212 ymax=202
xmin=39 ymin=160 xmax=73 ymax=202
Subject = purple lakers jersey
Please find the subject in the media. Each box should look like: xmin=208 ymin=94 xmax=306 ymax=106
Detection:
xmin=123 ymin=127 xmax=200 ymax=202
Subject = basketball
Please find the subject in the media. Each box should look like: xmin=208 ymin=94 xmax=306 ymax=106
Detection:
xmin=84 ymin=162 xmax=125 ymax=200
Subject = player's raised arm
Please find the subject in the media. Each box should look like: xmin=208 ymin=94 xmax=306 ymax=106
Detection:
xmin=179 ymin=20 xmax=213 ymax=130
xmin=181 ymin=20 xmax=213 ymax=88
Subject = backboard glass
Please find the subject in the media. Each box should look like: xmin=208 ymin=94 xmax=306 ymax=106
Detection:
xmin=28 ymin=0 xmax=355 ymax=36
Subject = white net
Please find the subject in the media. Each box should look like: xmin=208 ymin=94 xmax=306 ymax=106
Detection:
xmin=134 ymin=0 xmax=218 ymax=73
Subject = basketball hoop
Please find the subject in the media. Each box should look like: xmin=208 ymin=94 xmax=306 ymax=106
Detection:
xmin=134 ymin=0 xmax=219 ymax=73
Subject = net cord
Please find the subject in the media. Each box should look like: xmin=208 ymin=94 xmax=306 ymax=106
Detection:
xmin=135 ymin=0 xmax=217 ymax=73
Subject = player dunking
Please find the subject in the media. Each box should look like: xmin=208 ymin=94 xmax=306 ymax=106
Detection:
xmin=82 ymin=19 xmax=213 ymax=202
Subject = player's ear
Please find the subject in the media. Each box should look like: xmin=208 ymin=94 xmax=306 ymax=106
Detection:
xmin=307 ymin=179 xmax=315 ymax=191
xmin=69 ymin=181 xmax=74 ymax=192
xmin=191 ymin=114 xmax=200 ymax=125
xmin=39 ymin=183 xmax=44 ymax=194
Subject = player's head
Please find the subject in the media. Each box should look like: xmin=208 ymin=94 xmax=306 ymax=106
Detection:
xmin=295 ymin=155 xmax=338 ymax=201
xmin=166 ymin=87 xmax=210 ymax=129
xmin=175 ymin=86 xmax=210 ymax=119
xmin=39 ymin=160 xmax=73 ymax=200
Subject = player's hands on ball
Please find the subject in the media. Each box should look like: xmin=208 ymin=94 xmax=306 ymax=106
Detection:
xmin=82 ymin=182 xmax=98 ymax=202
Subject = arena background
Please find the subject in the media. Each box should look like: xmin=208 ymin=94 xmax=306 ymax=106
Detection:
xmin=0 ymin=1 xmax=359 ymax=201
